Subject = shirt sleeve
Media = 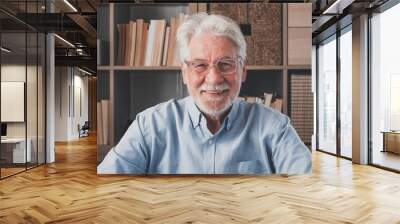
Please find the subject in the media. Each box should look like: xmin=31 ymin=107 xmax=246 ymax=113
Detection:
xmin=97 ymin=116 xmax=149 ymax=174
xmin=271 ymin=116 xmax=312 ymax=175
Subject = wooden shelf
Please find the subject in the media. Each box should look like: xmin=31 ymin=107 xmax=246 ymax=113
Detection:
xmin=97 ymin=66 xmax=111 ymax=70
xmin=248 ymin=66 xmax=283 ymax=70
xmin=287 ymin=65 xmax=311 ymax=70
xmin=116 ymin=65 xmax=182 ymax=70
xmin=100 ymin=66 xmax=181 ymax=71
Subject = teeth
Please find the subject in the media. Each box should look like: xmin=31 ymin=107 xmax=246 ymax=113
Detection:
xmin=200 ymin=89 xmax=228 ymax=94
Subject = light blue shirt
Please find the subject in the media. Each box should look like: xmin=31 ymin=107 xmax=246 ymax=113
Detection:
xmin=98 ymin=96 xmax=311 ymax=174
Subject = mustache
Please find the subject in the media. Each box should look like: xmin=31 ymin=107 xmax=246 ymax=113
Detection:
xmin=200 ymin=83 xmax=230 ymax=91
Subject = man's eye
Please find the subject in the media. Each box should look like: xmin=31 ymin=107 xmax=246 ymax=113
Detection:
xmin=219 ymin=62 xmax=235 ymax=70
xmin=193 ymin=63 xmax=208 ymax=69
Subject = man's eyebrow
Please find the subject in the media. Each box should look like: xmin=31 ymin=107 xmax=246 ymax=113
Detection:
xmin=219 ymin=56 xmax=235 ymax=59
xmin=190 ymin=56 xmax=236 ymax=62
xmin=191 ymin=58 xmax=208 ymax=61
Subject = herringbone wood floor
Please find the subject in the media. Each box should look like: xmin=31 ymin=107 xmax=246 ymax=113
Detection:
xmin=1 ymin=134 xmax=400 ymax=223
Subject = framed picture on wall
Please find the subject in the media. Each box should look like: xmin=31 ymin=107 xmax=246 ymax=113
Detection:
xmin=1 ymin=81 xmax=25 ymax=122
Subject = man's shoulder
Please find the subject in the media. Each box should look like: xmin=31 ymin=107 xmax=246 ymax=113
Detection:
xmin=137 ymin=97 xmax=187 ymax=121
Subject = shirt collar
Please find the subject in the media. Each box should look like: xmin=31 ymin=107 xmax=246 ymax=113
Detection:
xmin=187 ymin=96 xmax=202 ymax=128
xmin=186 ymin=96 xmax=240 ymax=130
xmin=225 ymin=99 xmax=239 ymax=130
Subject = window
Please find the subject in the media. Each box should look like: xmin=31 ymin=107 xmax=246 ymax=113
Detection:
xmin=339 ymin=27 xmax=352 ymax=158
xmin=317 ymin=35 xmax=337 ymax=154
xmin=390 ymin=74 xmax=400 ymax=130
xmin=371 ymin=2 xmax=400 ymax=171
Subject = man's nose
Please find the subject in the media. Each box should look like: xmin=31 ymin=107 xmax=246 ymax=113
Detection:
xmin=205 ymin=66 xmax=224 ymax=84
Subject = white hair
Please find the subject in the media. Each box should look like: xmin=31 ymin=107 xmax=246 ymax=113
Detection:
xmin=176 ymin=13 xmax=247 ymax=64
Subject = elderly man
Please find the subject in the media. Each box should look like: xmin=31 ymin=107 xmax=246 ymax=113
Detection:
xmin=98 ymin=13 xmax=311 ymax=174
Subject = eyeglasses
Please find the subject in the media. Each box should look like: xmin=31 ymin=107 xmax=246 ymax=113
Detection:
xmin=184 ymin=58 xmax=241 ymax=76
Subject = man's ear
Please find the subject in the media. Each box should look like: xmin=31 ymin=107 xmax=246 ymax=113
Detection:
xmin=181 ymin=63 xmax=188 ymax=85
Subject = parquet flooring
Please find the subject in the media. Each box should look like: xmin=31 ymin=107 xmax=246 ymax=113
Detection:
xmin=1 ymin=167 xmax=26 ymax=178
xmin=1 ymin=134 xmax=400 ymax=223
xmin=372 ymin=151 xmax=400 ymax=171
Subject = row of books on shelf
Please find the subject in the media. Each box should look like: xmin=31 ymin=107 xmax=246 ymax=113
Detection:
xmin=238 ymin=93 xmax=283 ymax=112
xmin=117 ymin=13 xmax=187 ymax=67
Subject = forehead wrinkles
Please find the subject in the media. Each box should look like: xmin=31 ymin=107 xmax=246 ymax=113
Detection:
xmin=189 ymin=35 xmax=236 ymax=60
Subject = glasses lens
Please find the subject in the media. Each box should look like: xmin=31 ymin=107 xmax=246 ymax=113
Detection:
xmin=217 ymin=60 xmax=237 ymax=74
xmin=191 ymin=61 xmax=209 ymax=73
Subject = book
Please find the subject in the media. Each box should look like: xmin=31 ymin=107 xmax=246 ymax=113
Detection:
xmin=162 ymin=26 xmax=170 ymax=66
xmin=246 ymin=96 xmax=256 ymax=103
xmin=167 ymin=17 xmax=177 ymax=66
xmin=128 ymin=21 xmax=137 ymax=66
xmin=255 ymin=97 xmax=263 ymax=104
xmin=140 ymin=22 xmax=149 ymax=66
xmin=144 ymin=20 xmax=157 ymax=66
xmin=134 ymin=19 xmax=144 ymax=66
xmin=264 ymin=93 xmax=273 ymax=107
xmin=271 ymin=98 xmax=283 ymax=112
xmin=154 ymin=20 xmax=166 ymax=66
xmin=124 ymin=23 xmax=131 ymax=65
xmin=117 ymin=24 xmax=126 ymax=65
xmin=151 ymin=21 xmax=160 ymax=65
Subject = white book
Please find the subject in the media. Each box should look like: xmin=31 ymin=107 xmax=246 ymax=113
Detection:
xmin=246 ymin=97 xmax=256 ymax=103
xmin=255 ymin=97 xmax=263 ymax=104
xmin=264 ymin=93 xmax=273 ymax=107
xmin=144 ymin=20 xmax=156 ymax=66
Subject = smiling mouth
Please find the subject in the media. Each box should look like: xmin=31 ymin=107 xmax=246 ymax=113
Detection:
xmin=201 ymin=90 xmax=229 ymax=95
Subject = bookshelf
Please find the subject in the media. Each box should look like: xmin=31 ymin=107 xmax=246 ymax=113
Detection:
xmin=97 ymin=65 xmax=285 ymax=71
xmin=97 ymin=3 xmax=313 ymax=162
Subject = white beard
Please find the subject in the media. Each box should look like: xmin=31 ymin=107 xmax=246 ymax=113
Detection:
xmin=197 ymin=95 xmax=233 ymax=118
xmin=194 ymin=82 xmax=241 ymax=118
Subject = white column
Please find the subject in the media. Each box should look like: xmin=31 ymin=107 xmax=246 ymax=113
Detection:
xmin=312 ymin=45 xmax=317 ymax=151
xmin=352 ymin=14 xmax=369 ymax=164
xmin=46 ymin=33 xmax=55 ymax=163
xmin=45 ymin=1 xmax=56 ymax=163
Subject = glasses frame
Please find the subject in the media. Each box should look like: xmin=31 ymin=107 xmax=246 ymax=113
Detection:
xmin=184 ymin=57 xmax=243 ymax=76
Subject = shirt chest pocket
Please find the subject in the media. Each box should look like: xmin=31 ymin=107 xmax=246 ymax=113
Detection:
xmin=227 ymin=160 xmax=267 ymax=174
